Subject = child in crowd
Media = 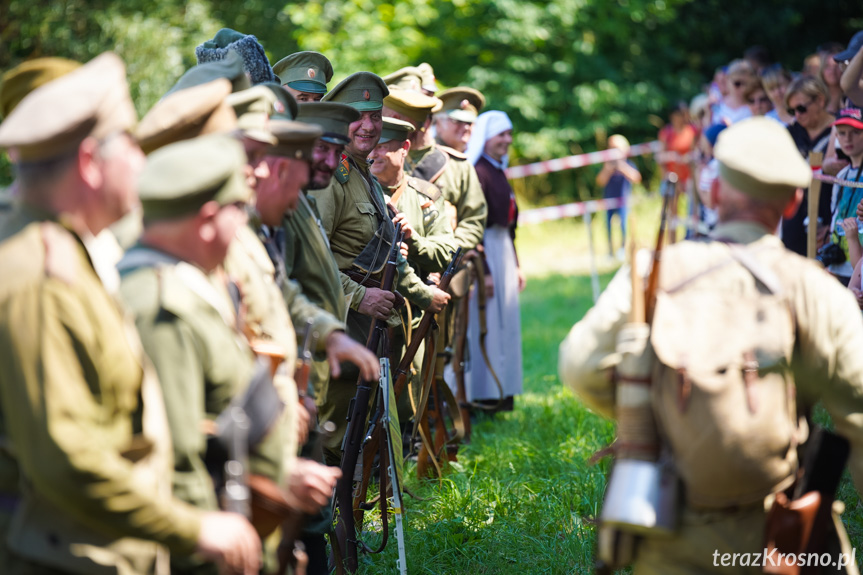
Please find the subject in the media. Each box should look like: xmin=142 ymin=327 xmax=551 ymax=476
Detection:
xmin=596 ymin=134 xmax=641 ymax=259
xmin=829 ymin=107 xmax=863 ymax=290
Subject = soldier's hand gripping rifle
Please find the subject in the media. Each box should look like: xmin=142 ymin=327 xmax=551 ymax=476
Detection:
xmin=333 ymin=224 xmax=403 ymax=574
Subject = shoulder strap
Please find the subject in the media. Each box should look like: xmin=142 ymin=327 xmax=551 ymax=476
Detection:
xmin=409 ymin=177 xmax=442 ymax=202
xmin=410 ymin=147 xmax=449 ymax=183
xmin=335 ymin=154 xmax=350 ymax=184
xmin=437 ymin=144 xmax=467 ymax=160
xmin=664 ymin=242 xmax=781 ymax=296
xmin=40 ymin=222 xmax=79 ymax=285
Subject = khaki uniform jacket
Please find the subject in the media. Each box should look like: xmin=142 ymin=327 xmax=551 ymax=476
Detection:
xmin=120 ymin=245 xmax=283 ymax=510
xmin=559 ymin=221 xmax=863 ymax=573
xmin=308 ymin=152 xmax=434 ymax=322
xmin=409 ymin=144 xmax=487 ymax=251
xmin=282 ymin=192 xmax=348 ymax=344
xmin=0 ymin=206 xmax=200 ymax=572
xmin=388 ymin=176 xmax=458 ymax=277
xmin=224 ymin=223 xmax=300 ymax=463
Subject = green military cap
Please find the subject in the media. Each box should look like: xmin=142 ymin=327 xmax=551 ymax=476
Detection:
xmin=267 ymin=119 xmax=323 ymax=161
xmin=436 ymin=87 xmax=485 ymax=123
xmin=226 ymin=85 xmax=278 ymax=145
xmin=322 ymin=72 xmax=389 ymax=112
xmin=138 ymin=134 xmax=251 ymax=221
xmin=0 ymin=53 xmax=136 ymax=162
xmin=0 ymin=57 xmax=81 ymax=120
xmin=379 ymin=117 xmax=414 ymax=144
xmin=296 ymin=102 xmax=359 ymax=145
xmin=196 ymin=28 xmax=276 ymax=85
xmin=258 ymin=82 xmax=298 ymax=120
xmin=273 ymin=51 xmax=333 ymax=95
xmin=165 ymin=51 xmax=251 ymax=97
xmin=714 ymin=117 xmax=811 ymax=199
xmin=382 ymin=66 xmax=424 ymax=93
xmin=383 ymin=88 xmax=440 ymax=127
xmin=136 ymin=78 xmax=238 ymax=154
xmin=417 ymin=62 xmax=437 ymax=94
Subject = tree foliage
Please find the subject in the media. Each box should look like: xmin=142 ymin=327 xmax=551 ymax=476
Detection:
xmin=2 ymin=0 xmax=861 ymax=198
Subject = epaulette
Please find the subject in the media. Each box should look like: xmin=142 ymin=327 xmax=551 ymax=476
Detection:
xmin=40 ymin=222 xmax=79 ymax=285
xmin=409 ymin=177 xmax=442 ymax=202
xmin=335 ymin=154 xmax=351 ymax=184
xmin=438 ymin=144 xmax=468 ymax=160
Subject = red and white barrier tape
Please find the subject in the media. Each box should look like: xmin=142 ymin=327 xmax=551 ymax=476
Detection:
xmin=812 ymin=171 xmax=863 ymax=189
xmin=505 ymin=141 xmax=665 ymax=179
xmin=518 ymin=196 xmax=630 ymax=225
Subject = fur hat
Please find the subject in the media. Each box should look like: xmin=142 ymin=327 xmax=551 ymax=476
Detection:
xmin=195 ymin=28 xmax=276 ymax=85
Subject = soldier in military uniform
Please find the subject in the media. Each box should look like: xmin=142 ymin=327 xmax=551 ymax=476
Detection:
xmin=310 ymin=72 xmax=451 ymax=463
xmin=380 ymin=70 xmax=487 ymax=252
xmin=0 ymin=53 xmax=261 ymax=575
xmin=272 ymin=51 xmax=334 ymax=103
xmin=433 ymin=87 xmax=485 ymax=154
xmin=560 ymin=118 xmax=863 ymax=574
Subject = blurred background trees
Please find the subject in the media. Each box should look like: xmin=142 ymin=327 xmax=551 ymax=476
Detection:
xmin=2 ymin=0 xmax=860 ymax=200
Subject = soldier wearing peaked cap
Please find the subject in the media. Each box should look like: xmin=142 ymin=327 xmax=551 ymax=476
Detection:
xmin=273 ymin=51 xmax=334 ymax=103
xmin=0 ymin=56 xmax=82 ymax=217
xmin=434 ymin=86 xmax=485 ymax=153
xmin=0 ymin=53 xmax=261 ymax=575
xmin=165 ymin=50 xmax=251 ymax=97
xmin=312 ymin=72 xmax=451 ymax=463
xmin=383 ymin=86 xmax=487 ymax=253
xmin=370 ymin=116 xmax=457 ymax=420
xmin=259 ymin=82 xmax=299 ymax=120
xmin=560 ymin=117 xmax=863 ymax=574
xmin=382 ymin=66 xmax=425 ymax=94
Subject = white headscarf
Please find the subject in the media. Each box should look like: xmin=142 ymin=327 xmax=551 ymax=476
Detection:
xmin=466 ymin=110 xmax=513 ymax=167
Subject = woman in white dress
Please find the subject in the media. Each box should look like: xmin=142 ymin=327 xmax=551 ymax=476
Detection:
xmin=463 ymin=111 xmax=524 ymax=411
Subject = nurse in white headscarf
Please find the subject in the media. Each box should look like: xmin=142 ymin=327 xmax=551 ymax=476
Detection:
xmin=463 ymin=110 xmax=524 ymax=409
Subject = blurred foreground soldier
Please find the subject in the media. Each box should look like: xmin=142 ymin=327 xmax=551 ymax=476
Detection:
xmin=433 ymin=87 xmax=485 ymax=154
xmin=313 ymin=72 xmax=450 ymax=463
xmin=559 ymin=117 xmax=863 ymax=574
xmin=272 ymin=51 xmax=333 ymax=103
xmin=119 ymin=135 xmax=279 ymax=575
xmin=166 ymin=50 xmax=251 ymax=97
xmin=0 ymin=53 xmax=259 ymax=575
xmin=0 ymin=57 xmax=82 ymax=215
xmin=196 ymin=28 xmax=276 ymax=85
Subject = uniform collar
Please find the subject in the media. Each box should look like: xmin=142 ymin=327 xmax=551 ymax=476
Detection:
xmin=709 ymin=220 xmax=778 ymax=245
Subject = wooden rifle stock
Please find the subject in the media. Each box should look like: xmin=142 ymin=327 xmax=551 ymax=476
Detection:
xmin=392 ymin=248 xmax=463 ymax=400
xmin=334 ymin=224 xmax=403 ymax=574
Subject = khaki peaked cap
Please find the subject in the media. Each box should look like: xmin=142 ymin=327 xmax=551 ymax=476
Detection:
xmin=436 ymin=87 xmax=485 ymax=123
xmin=714 ymin=117 xmax=811 ymax=199
xmin=259 ymin=83 xmax=298 ymax=120
xmin=383 ymin=89 xmax=440 ymax=127
xmin=226 ymin=85 xmax=279 ymax=145
xmin=416 ymin=63 xmax=437 ymax=93
xmin=322 ymin=72 xmax=388 ymax=112
xmin=135 ymin=79 xmax=237 ymax=154
xmin=138 ymin=134 xmax=251 ymax=221
xmin=273 ymin=51 xmax=333 ymax=94
xmin=0 ymin=53 xmax=137 ymax=162
xmin=382 ymin=66 xmax=424 ymax=93
xmin=379 ymin=117 xmax=414 ymax=144
xmin=0 ymin=57 xmax=81 ymax=120
xmin=268 ymin=119 xmax=322 ymax=161
xmin=296 ymin=102 xmax=359 ymax=145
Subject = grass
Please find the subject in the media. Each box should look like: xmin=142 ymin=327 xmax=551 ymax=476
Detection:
xmin=353 ymin=197 xmax=863 ymax=574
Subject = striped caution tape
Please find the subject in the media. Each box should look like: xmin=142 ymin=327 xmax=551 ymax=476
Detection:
xmin=812 ymin=171 xmax=863 ymax=189
xmin=505 ymin=141 xmax=666 ymax=180
xmin=518 ymin=196 xmax=630 ymax=225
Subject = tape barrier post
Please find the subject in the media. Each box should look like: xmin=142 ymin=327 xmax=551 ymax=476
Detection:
xmin=584 ymin=209 xmax=601 ymax=303
xmin=808 ymin=152 xmax=824 ymax=260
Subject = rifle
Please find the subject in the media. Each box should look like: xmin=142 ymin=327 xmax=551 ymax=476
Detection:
xmin=644 ymin=172 xmax=676 ymax=324
xmin=763 ymin=427 xmax=850 ymax=574
xmin=333 ymin=223 xmax=403 ymax=574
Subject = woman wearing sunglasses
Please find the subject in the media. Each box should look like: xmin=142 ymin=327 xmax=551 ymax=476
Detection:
xmin=781 ymin=76 xmax=836 ymax=256
xmin=714 ymin=60 xmax=756 ymax=126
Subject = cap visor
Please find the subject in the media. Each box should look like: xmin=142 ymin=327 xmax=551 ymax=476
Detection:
xmin=287 ymin=80 xmax=327 ymax=94
xmin=322 ymin=133 xmax=350 ymax=145
xmin=447 ymin=110 xmax=476 ymax=123
xmin=834 ymin=117 xmax=863 ymax=130
xmin=349 ymin=101 xmax=383 ymax=112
